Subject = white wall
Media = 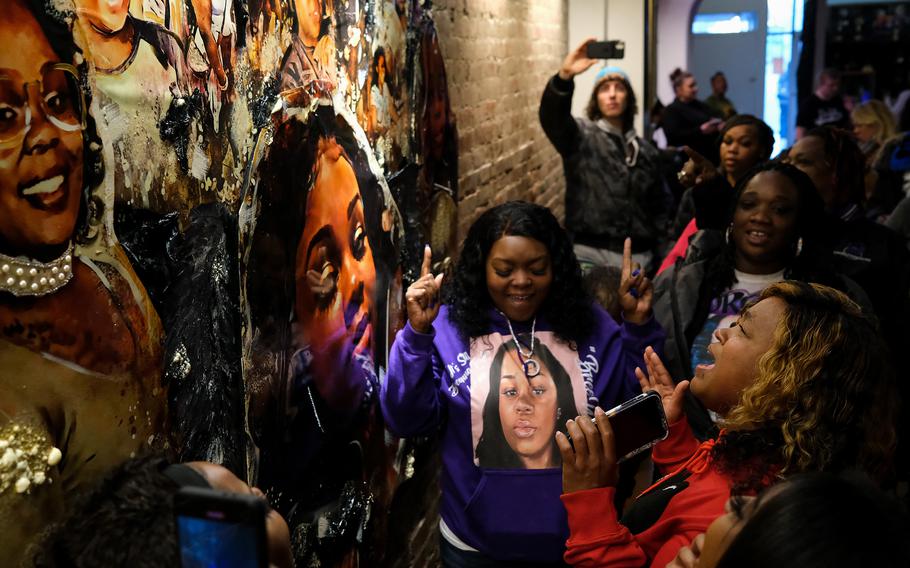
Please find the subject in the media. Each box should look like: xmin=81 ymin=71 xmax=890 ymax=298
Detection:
xmin=655 ymin=0 xmax=697 ymax=105
xmin=568 ymin=0 xmax=607 ymax=118
xmin=568 ymin=0 xmax=647 ymax=133
xmin=689 ymin=0 xmax=767 ymax=116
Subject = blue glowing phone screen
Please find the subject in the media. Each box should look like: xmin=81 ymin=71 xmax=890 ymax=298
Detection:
xmin=177 ymin=515 xmax=259 ymax=568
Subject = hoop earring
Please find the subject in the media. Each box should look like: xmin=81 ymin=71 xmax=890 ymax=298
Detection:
xmin=725 ymin=225 xmax=732 ymax=245
xmin=795 ymin=237 xmax=803 ymax=257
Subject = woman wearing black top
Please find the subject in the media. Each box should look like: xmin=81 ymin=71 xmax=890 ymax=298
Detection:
xmin=663 ymin=69 xmax=724 ymax=163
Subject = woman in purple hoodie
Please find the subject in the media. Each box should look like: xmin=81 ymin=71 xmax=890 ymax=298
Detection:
xmin=381 ymin=201 xmax=665 ymax=565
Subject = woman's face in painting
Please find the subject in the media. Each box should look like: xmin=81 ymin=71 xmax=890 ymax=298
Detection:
xmin=497 ymin=353 xmax=558 ymax=469
xmin=0 ymin=0 xmax=84 ymax=257
xmin=295 ymin=0 xmax=322 ymax=45
xmin=296 ymin=137 xmax=376 ymax=354
xmin=73 ymin=0 xmax=130 ymax=34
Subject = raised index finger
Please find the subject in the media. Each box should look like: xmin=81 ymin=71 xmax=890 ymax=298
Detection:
xmin=681 ymin=145 xmax=706 ymax=164
xmin=622 ymin=237 xmax=632 ymax=280
xmin=420 ymin=244 xmax=432 ymax=278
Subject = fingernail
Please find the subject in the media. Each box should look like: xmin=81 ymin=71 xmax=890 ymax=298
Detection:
xmin=630 ymin=288 xmax=639 ymax=298
xmin=632 ymin=269 xmax=640 ymax=277
xmin=595 ymin=406 xmax=604 ymax=416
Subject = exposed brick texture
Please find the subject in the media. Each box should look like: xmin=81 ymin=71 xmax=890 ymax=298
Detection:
xmin=433 ymin=0 xmax=569 ymax=238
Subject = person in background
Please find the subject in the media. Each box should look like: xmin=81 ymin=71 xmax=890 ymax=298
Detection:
xmin=705 ymin=72 xmax=737 ymax=120
xmin=852 ymin=99 xmax=897 ymax=159
xmin=540 ymin=39 xmax=671 ymax=272
xmin=662 ymin=68 xmax=724 ymax=164
xmin=30 ymin=454 xmax=294 ymax=568
xmin=559 ymin=281 xmax=897 ymax=567
xmin=868 ymin=101 xmax=909 ymax=220
xmin=582 ymin=265 xmax=623 ymax=323
xmin=662 ymin=115 xmax=775 ymax=272
xmin=667 ymin=473 xmax=910 ymax=568
xmin=795 ymin=68 xmax=850 ymax=139
xmin=381 ymin=202 xmax=663 ymax=566
xmin=852 ymin=100 xmax=897 ymax=217
xmin=653 ymin=162 xmax=867 ymax=439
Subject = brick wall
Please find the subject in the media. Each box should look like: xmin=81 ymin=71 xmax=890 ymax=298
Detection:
xmin=433 ymin=0 xmax=569 ymax=237
xmin=383 ymin=3 xmax=569 ymax=566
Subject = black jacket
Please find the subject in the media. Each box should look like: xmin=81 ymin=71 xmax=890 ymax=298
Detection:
xmin=539 ymin=75 xmax=671 ymax=252
xmin=652 ymin=230 xmax=874 ymax=440
xmin=662 ymin=98 xmax=722 ymax=163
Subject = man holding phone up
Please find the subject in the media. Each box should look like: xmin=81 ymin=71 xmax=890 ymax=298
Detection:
xmin=539 ymin=39 xmax=671 ymax=273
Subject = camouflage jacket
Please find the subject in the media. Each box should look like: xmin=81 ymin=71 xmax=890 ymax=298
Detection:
xmin=539 ymin=75 xmax=671 ymax=252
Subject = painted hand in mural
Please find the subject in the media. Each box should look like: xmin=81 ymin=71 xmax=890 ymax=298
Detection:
xmin=556 ymin=407 xmax=619 ymax=493
xmin=558 ymin=38 xmax=598 ymax=81
xmin=406 ymin=245 xmax=444 ymax=334
xmin=618 ymin=238 xmax=653 ymax=324
xmin=634 ymin=346 xmax=689 ymax=425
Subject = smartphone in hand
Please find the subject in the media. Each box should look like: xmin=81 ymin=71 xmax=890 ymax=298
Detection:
xmin=175 ymin=486 xmax=269 ymax=568
xmin=600 ymin=391 xmax=669 ymax=463
xmin=586 ymin=40 xmax=625 ymax=60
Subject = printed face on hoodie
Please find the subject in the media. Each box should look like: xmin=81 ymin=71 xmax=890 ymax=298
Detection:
xmin=497 ymin=353 xmax=559 ymax=469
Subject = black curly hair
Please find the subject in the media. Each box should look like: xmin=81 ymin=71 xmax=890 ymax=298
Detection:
xmin=442 ymin=201 xmax=593 ymax=344
xmin=32 ymin=454 xmax=180 ymax=567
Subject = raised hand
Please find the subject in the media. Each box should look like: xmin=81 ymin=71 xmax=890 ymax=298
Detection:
xmin=676 ymin=145 xmax=720 ymax=188
xmin=634 ymin=346 xmax=689 ymax=425
xmin=406 ymin=245 xmax=444 ymax=334
xmin=618 ymin=238 xmax=653 ymax=324
xmin=555 ymin=407 xmax=619 ymax=493
xmin=558 ymin=38 xmax=598 ymax=81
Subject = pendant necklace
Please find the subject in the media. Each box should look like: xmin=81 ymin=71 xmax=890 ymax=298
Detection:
xmin=502 ymin=312 xmax=539 ymax=378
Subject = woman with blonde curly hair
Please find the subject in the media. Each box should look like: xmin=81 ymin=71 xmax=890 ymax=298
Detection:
xmin=557 ymin=281 xmax=896 ymax=567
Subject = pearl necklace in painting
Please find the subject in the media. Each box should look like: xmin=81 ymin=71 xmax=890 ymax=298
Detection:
xmin=501 ymin=312 xmax=540 ymax=379
xmin=0 ymin=242 xmax=74 ymax=297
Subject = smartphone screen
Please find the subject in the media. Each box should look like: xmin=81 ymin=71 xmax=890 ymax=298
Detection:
xmin=175 ymin=487 xmax=268 ymax=568
xmin=604 ymin=392 xmax=668 ymax=462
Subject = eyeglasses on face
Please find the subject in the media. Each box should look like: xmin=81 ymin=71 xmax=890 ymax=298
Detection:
xmin=0 ymin=62 xmax=86 ymax=148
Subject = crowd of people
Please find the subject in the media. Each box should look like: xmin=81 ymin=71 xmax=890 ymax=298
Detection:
xmin=21 ymin=37 xmax=910 ymax=568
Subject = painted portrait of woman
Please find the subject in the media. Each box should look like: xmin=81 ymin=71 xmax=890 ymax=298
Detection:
xmin=278 ymin=0 xmax=336 ymax=106
xmin=0 ymin=0 xmax=167 ymax=563
xmin=243 ymin=102 xmax=398 ymax=564
xmin=474 ymin=337 xmax=580 ymax=470
xmin=71 ymin=0 xmax=203 ymax=211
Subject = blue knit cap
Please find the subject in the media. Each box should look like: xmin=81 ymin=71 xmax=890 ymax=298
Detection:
xmin=594 ymin=66 xmax=629 ymax=83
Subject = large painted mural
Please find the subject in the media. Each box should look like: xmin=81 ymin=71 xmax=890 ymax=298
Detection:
xmin=0 ymin=0 xmax=457 ymax=565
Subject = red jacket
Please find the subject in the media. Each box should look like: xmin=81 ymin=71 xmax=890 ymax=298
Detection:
xmin=561 ymin=418 xmax=732 ymax=567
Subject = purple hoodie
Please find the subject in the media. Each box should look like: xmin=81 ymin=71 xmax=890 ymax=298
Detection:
xmin=381 ymin=305 xmax=665 ymax=562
